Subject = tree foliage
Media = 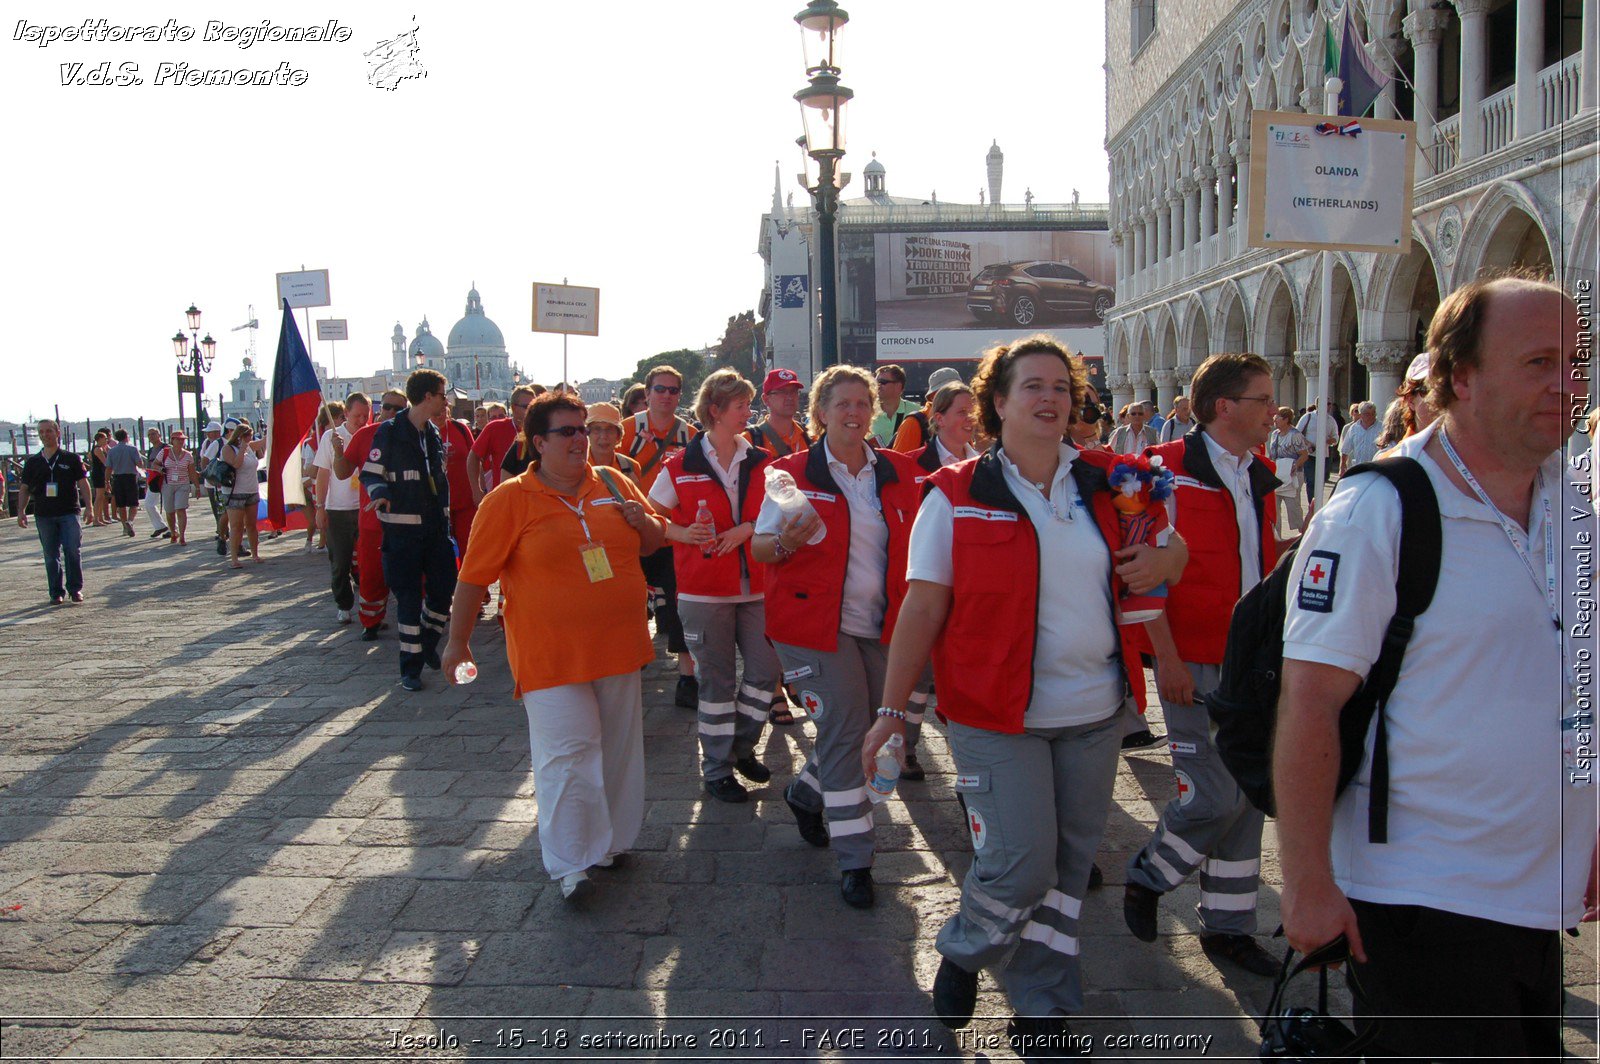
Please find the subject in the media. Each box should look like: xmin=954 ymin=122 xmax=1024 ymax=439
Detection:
xmin=712 ymin=310 xmax=764 ymax=384
xmin=622 ymin=349 xmax=709 ymax=401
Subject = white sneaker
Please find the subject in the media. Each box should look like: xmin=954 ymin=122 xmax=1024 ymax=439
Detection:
xmin=335 ymin=608 xmax=353 ymax=624
xmin=559 ymin=871 xmax=591 ymax=901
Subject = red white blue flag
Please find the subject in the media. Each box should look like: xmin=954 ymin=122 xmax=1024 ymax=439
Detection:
xmin=266 ymin=298 xmax=322 ymax=529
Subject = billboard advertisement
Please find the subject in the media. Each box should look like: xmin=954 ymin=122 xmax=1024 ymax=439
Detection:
xmin=865 ymin=229 xmax=1115 ymax=390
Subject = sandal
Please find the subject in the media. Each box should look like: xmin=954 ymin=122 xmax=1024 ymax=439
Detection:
xmin=770 ymin=705 xmax=797 ymax=726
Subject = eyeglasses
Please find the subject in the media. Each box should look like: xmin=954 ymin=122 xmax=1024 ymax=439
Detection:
xmin=381 ymin=403 xmax=406 ymax=413
xmin=512 ymin=401 xmax=532 ymax=411
xmin=651 ymin=385 xmax=681 ymax=395
xmin=543 ymin=425 xmax=590 ymax=438
xmin=1223 ymin=394 xmax=1275 ymax=404
xmin=874 ymin=377 xmax=898 ymax=386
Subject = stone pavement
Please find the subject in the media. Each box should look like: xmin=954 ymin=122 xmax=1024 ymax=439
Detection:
xmin=0 ymin=517 xmax=1593 ymax=1062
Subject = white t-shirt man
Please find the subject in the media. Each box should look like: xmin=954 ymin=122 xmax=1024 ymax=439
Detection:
xmin=1282 ymin=422 xmax=1597 ymax=929
xmin=313 ymin=425 xmax=361 ymax=511
xmin=906 ymin=443 xmax=1123 ymax=727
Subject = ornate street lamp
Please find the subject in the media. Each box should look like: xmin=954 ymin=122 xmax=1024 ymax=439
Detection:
xmin=172 ymin=306 xmax=217 ymax=443
xmin=793 ymin=1 xmax=852 ymax=369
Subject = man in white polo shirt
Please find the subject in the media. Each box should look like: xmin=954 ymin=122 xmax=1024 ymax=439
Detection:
xmin=1275 ymin=276 xmax=1597 ymax=1059
xmin=313 ymin=393 xmax=371 ymax=624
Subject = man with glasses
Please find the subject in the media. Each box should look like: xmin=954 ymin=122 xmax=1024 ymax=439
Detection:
xmin=335 ymin=390 xmax=406 ymax=639
xmin=622 ymin=365 xmax=699 ymax=707
xmin=1122 ymin=353 xmax=1284 ymax=978
xmin=868 ymin=364 xmax=920 ymax=448
xmin=1108 ymin=400 xmax=1159 ymax=454
xmin=358 ymin=371 xmax=457 ymax=689
xmin=469 ymin=384 xmax=539 ymax=504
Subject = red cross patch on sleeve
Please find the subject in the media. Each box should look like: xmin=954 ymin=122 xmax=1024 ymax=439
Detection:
xmin=1297 ymin=549 xmax=1340 ymax=613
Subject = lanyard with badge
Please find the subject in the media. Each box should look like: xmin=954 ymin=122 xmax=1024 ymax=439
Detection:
xmin=557 ymin=493 xmax=614 ymax=583
xmin=43 ymin=452 xmax=64 ymax=498
xmin=1439 ymin=428 xmax=1589 ymax=787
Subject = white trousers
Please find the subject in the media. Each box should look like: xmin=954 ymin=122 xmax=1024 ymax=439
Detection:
xmin=522 ymin=670 xmax=646 ymax=880
xmin=141 ymin=487 xmax=167 ymax=530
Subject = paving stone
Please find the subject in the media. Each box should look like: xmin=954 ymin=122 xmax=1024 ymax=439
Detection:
xmin=185 ymin=875 xmax=334 ymax=928
xmin=75 ymin=873 xmax=229 ymax=924
xmin=362 ymin=931 xmax=484 ymax=986
xmin=463 ymin=931 xmax=643 ymax=989
xmin=392 ymin=881 xmax=537 ymax=932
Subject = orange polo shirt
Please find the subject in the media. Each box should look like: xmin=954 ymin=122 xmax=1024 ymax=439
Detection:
xmin=458 ymin=465 xmax=655 ymax=695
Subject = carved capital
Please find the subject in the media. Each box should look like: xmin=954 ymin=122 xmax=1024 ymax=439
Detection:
xmin=1175 ymin=363 xmax=1199 ymax=385
xmin=1178 ymin=178 xmax=1197 ymax=196
xmin=1262 ymin=354 xmax=1291 ymax=380
xmin=1294 ymin=348 xmax=1348 ymax=378
xmin=1451 ymin=0 xmax=1495 ymax=19
xmin=1105 ymin=373 xmax=1130 ymax=391
xmin=1402 ymin=8 xmax=1451 ymax=46
xmin=1355 ymin=340 xmax=1413 ymax=370
xmin=1214 ymin=153 xmax=1236 ymax=176
xmin=1197 ymin=164 xmax=1218 ymax=186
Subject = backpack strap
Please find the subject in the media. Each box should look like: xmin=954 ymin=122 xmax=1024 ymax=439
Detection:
xmin=626 ymin=411 xmax=651 ymax=459
xmin=1341 ymin=456 xmax=1442 ymax=844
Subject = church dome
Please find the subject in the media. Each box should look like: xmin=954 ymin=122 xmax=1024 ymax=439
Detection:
xmin=447 ymin=284 xmax=505 ymax=349
xmin=863 ymin=153 xmax=885 ymax=175
xmin=408 ymin=317 xmax=445 ymax=360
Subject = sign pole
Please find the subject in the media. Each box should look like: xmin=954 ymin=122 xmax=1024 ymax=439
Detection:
xmin=562 ymin=277 xmax=569 ymax=387
xmin=1314 ymin=74 xmax=1342 ymax=513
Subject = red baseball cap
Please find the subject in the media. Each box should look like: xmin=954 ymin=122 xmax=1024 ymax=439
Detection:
xmin=761 ymin=368 xmax=802 ymax=394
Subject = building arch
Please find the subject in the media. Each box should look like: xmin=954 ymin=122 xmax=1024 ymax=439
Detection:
xmin=1367 ymin=226 xmax=1441 ymax=353
xmin=1301 ymin=255 xmax=1364 ymax=404
xmin=1255 ymin=265 xmax=1300 ymax=403
xmin=1456 ymin=180 xmax=1558 ymax=282
xmin=1181 ymin=294 xmax=1213 ymax=367
xmin=1568 ymin=184 xmax=1599 ymax=292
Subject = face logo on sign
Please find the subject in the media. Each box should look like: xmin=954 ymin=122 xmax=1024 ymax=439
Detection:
xmin=1174 ymin=770 xmax=1195 ymax=807
xmin=799 ymin=690 xmax=824 ymax=720
xmin=968 ymin=807 xmax=988 ymax=851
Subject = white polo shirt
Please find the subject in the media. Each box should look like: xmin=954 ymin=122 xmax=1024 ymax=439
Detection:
xmin=907 ymin=443 xmax=1123 ymax=728
xmin=1283 ymin=421 xmax=1598 ymax=930
xmin=313 ymin=425 xmax=361 ymax=511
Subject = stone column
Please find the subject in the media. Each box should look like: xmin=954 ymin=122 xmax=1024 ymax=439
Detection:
xmin=1157 ymin=199 xmax=1172 ymax=290
xmin=1369 ymin=35 xmax=1402 ymax=120
xmin=1294 ymin=348 xmax=1348 ymax=409
xmin=1263 ymin=354 xmax=1292 ymax=405
xmin=1134 ymin=214 xmax=1149 ymax=297
xmin=1214 ymin=155 xmax=1235 ymax=257
xmin=1404 ymin=5 xmax=1450 ymax=171
xmin=1584 ymin=0 xmax=1598 ymax=113
xmin=1152 ymin=368 xmax=1180 ymax=413
xmin=1106 ymin=373 xmax=1136 ymax=418
xmin=1185 ymin=179 xmax=1202 ymax=273
xmin=1145 ymin=207 xmax=1158 ymax=294
xmin=1514 ymin=0 xmax=1544 ymax=139
xmin=1231 ymin=139 xmax=1250 ymax=259
xmin=1454 ymin=0 xmax=1494 ymax=161
xmin=1111 ymin=230 xmax=1125 ymax=291
xmin=1197 ymin=166 xmax=1218 ymax=271
xmin=1356 ymin=341 xmax=1412 ymax=404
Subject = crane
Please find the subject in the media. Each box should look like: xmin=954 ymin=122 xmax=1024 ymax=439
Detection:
xmin=231 ymin=308 xmax=258 ymax=363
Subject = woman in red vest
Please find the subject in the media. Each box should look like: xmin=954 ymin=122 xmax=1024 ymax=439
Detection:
xmin=649 ymin=370 xmax=778 ymax=805
xmin=899 ymin=380 xmax=979 ymax=781
xmin=862 ymin=335 xmax=1187 ymax=1048
xmin=751 ymin=365 xmax=923 ymax=910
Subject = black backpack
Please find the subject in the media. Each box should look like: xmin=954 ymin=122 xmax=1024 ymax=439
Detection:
xmin=1204 ymin=457 xmax=1440 ymax=844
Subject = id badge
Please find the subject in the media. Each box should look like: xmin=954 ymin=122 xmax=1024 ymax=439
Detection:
xmin=580 ymin=541 xmax=614 ymax=583
xmin=45 ymin=483 xmax=59 ymax=498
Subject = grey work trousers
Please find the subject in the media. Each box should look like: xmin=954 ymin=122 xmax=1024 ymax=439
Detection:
xmin=902 ymin=665 xmax=932 ymax=752
xmin=679 ymin=598 xmax=778 ymax=782
xmin=937 ymin=714 xmax=1122 ymax=1017
xmin=325 ymin=509 xmax=359 ymax=611
xmin=1126 ymin=661 xmax=1264 ymax=934
xmin=776 ymin=634 xmax=887 ymax=872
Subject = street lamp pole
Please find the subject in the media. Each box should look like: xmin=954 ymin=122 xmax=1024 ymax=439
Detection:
xmin=793 ymin=0 xmax=852 ymax=372
xmin=171 ymin=304 xmax=217 ymax=445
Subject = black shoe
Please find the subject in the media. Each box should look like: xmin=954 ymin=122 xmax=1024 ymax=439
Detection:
xmin=840 ymin=868 xmax=874 ymax=909
xmin=149 ymin=528 xmax=167 ymax=539
xmin=423 ymin=647 xmax=442 ymax=671
xmin=215 ymin=538 xmax=226 ymax=556
xmin=1007 ymin=1015 xmax=1083 ymax=1060
xmin=360 ymin=626 xmax=380 ymax=642
xmin=399 ymin=675 xmax=424 ymax=692
xmin=50 ymin=595 xmax=65 ymax=606
xmin=68 ymin=591 xmax=84 ymax=603
xmin=1123 ymin=882 xmax=1160 ymax=942
xmin=1199 ymin=932 xmax=1281 ymax=977
xmin=785 ymin=789 xmax=829 ymax=847
xmin=734 ymin=757 xmax=771 ymax=784
xmin=703 ymin=776 xmax=748 ymax=804
xmin=1120 ymin=728 xmax=1167 ymax=750
xmin=674 ymin=675 xmax=699 ymax=709
xmin=1088 ymin=862 xmax=1104 ymax=890
xmin=899 ymin=750 xmax=926 ymax=782
xmin=932 ymin=957 xmax=979 ymax=1030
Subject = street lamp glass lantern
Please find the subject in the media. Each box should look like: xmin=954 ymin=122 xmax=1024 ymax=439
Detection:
xmin=796 ymin=73 xmax=851 ymax=156
xmin=172 ymin=332 xmax=189 ymax=363
xmin=795 ymin=0 xmax=847 ymax=75
xmin=185 ymin=304 xmax=201 ymax=332
xmin=201 ymin=334 xmax=217 ymax=365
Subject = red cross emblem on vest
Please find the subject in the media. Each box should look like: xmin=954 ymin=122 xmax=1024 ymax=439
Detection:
xmin=802 ymin=693 xmax=820 ymax=712
xmin=1176 ymin=775 xmax=1190 ymax=800
xmin=1308 ymin=563 xmax=1328 ymax=585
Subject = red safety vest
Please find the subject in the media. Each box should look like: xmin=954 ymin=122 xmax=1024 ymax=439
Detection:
xmin=762 ymin=437 xmax=921 ymax=652
xmin=662 ymin=441 xmax=771 ymax=598
xmin=927 ymin=446 xmax=1134 ymax=734
xmin=1124 ymin=428 xmax=1281 ymax=665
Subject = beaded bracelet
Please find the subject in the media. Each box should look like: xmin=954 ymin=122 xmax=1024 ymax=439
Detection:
xmin=875 ymin=707 xmax=906 ymax=721
xmin=772 ymin=537 xmax=797 ymax=559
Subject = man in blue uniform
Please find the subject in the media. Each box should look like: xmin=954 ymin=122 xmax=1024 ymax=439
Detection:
xmin=359 ymin=369 xmax=457 ymax=691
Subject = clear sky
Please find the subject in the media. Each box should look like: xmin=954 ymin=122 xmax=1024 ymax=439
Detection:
xmin=2 ymin=1 xmax=1109 ymax=424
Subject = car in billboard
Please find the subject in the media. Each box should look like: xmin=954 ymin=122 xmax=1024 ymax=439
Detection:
xmin=966 ymin=260 xmax=1115 ymax=326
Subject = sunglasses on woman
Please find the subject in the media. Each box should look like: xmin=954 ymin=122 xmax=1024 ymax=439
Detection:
xmin=543 ymin=426 xmax=590 ymax=438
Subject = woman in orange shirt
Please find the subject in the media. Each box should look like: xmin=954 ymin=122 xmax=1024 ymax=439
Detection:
xmin=441 ymin=393 xmax=666 ymax=903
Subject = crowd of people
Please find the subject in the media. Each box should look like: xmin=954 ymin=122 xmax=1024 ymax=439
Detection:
xmin=6 ymin=274 xmax=1593 ymax=1059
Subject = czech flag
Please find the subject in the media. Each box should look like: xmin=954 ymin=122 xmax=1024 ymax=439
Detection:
xmin=265 ymin=298 xmax=322 ymax=530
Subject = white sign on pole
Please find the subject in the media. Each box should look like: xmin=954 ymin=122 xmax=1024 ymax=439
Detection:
xmin=531 ymin=282 xmax=600 ymax=337
xmin=276 ymin=269 xmax=332 ymax=309
xmin=1248 ymin=110 xmax=1416 ymax=254
xmin=316 ymin=318 xmax=348 ymax=341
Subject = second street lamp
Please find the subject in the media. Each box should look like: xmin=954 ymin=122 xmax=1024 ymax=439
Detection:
xmin=172 ymin=307 xmax=217 ymax=444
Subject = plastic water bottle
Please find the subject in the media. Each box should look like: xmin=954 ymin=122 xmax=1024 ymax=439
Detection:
xmin=453 ymin=661 xmax=478 ymax=685
xmin=695 ymin=499 xmax=715 ymax=557
xmin=763 ymin=467 xmax=826 ymax=545
xmin=866 ymin=734 xmax=905 ymax=804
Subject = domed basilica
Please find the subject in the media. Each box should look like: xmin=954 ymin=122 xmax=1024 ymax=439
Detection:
xmin=390 ymin=284 xmax=523 ymax=401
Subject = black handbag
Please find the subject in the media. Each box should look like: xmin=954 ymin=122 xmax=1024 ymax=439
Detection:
xmin=1259 ymin=936 xmax=1377 ymax=1061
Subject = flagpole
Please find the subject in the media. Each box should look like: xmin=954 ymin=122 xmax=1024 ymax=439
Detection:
xmin=1316 ymin=73 xmax=1343 ymax=513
